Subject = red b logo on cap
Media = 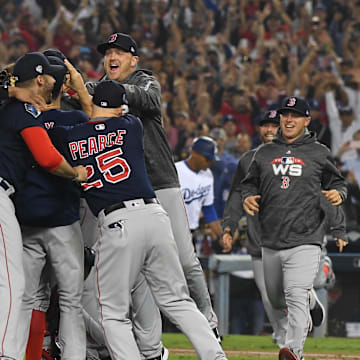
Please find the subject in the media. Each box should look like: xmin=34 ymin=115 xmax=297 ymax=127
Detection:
xmin=109 ymin=34 xmax=117 ymax=43
xmin=269 ymin=110 xmax=277 ymax=118
xmin=287 ymin=97 xmax=296 ymax=107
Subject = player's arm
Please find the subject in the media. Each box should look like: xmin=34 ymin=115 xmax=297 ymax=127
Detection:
xmin=321 ymin=151 xmax=348 ymax=205
xmin=321 ymin=195 xmax=348 ymax=252
xmin=240 ymin=155 xmax=261 ymax=216
xmin=222 ymin=152 xmax=253 ymax=238
xmin=203 ymin=205 xmax=232 ymax=253
xmin=122 ymin=75 xmax=162 ymax=116
xmin=20 ymin=126 xmax=87 ymax=182
xmin=64 ymin=59 xmax=92 ymax=117
xmin=8 ymin=87 xmax=46 ymax=110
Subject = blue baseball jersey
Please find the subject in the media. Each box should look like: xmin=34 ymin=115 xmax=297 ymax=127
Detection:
xmin=50 ymin=114 xmax=155 ymax=216
xmin=0 ymin=100 xmax=45 ymax=190
xmin=15 ymin=109 xmax=89 ymax=227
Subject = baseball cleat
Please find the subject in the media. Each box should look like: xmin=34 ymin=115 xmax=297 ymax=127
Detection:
xmin=279 ymin=347 xmax=298 ymax=360
xmin=161 ymin=347 xmax=169 ymax=360
xmin=310 ymin=288 xmax=325 ymax=327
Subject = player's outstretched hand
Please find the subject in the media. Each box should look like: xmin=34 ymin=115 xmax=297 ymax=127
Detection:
xmin=321 ymin=189 xmax=342 ymax=206
xmin=334 ymin=237 xmax=348 ymax=253
xmin=9 ymin=87 xmax=46 ymax=111
xmin=73 ymin=165 xmax=88 ymax=183
xmin=243 ymin=195 xmax=261 ymax=216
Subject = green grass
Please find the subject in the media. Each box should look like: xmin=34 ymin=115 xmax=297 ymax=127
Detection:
xmin=162 ymin=333 xmax=360 ymax=359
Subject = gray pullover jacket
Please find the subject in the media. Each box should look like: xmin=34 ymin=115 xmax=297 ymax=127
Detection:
xmin=87 ymin=69 xmax=179 ymax=190
xmin=223 ymin=130 xmax=347 ymax=251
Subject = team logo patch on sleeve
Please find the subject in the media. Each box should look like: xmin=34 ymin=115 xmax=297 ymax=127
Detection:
xmin=24 ymin=103 xmax=41 ymax=118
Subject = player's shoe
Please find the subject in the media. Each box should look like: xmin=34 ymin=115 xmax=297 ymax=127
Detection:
xmin=309 ymin=288 xmax=325 ymax=327
xmin=279 ymin=347 xmax=298 ymax=360
xmin=213 ymin=327 xmax=223 ymax=345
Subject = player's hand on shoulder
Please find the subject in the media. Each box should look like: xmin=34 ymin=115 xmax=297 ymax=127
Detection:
xmin=321 ymin=189 xmax=342 ymax=206
xmin=243 ymin=195 xmax=261 ymax=216
xmin=73 ymin=165 xmax=88 ymax=183
xmin=11 ymin=87 xmax=46 ymax=111
xmin=334 ymin=237 xmax=348 ymax=253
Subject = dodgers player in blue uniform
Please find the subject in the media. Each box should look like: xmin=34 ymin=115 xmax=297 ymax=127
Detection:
xmin=175 ymin=137 xmax=231 ymax=251
xmin=50 ymin=80 xmax=228 ymax=360
xmin=0 ymin=52 xmax=87 ymax=360
xmin=15 ymin=55 xmax=92 ymax=360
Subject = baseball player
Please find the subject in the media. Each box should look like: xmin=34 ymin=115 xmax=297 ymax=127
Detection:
xmin=175 ymin=136 xmax=231 ymax=251
xmin=235 ymin=97 xmax=347 ymax=360
xmin=0 ymin=52 xmax=87 ymax=360
xmin=15 ymin=54 xmax=92 ymax=360
xmin=84 ymin=32 xmax=225 ymax=350
xmin=223 ymin=110 xmax=288 ymax=347
xmin=50 ymin=80 xmax=228 ymax=360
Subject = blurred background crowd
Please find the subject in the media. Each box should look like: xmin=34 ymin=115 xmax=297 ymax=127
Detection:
xmin=1 ymin=0 xmax=360 ymax=335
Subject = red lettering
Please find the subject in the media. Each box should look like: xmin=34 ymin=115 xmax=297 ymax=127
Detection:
xmin=68 ymin=142 xmax=79 ymax=160
xmin=88 ymin=137 xmax=98 ymax=156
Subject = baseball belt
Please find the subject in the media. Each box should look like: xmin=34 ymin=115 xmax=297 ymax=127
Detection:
xmin=0 ymin=176 xmax=15 ymax=197
xmin=104 ymin=197 xmax=160 ymax=216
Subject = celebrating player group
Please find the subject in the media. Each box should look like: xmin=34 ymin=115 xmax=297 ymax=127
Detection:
xmin=0 ymin=31 xmax=347 ymax=360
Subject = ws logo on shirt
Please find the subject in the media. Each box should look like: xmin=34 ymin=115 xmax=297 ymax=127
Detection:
xmin=270 ymin=157 xmax=305 ymax=176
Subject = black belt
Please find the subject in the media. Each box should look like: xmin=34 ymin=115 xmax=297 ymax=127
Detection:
xmin=104 ymin=198 xmax=160 ymax=216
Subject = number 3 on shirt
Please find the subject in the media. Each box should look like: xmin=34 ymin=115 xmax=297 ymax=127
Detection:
xmin=281 ymin=176 xmax=290 ymax=189
xmin=82 ymin=148 xmax=131 ymax=191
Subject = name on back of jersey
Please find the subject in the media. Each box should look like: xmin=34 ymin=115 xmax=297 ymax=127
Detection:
xmin=69 ymin=129 xmax=127 ymax=160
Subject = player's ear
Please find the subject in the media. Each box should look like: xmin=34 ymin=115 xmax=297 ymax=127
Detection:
xmin=35 ymin=75 xmax=44 ymax=86
xmin=131 ymin=56 xmax=139 ymax=68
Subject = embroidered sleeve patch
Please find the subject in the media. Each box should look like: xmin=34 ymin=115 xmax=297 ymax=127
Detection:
xmin=24 ymin=103 xmax=41 ymax=118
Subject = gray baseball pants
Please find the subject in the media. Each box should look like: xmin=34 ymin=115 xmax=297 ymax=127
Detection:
xmin=0 ymin=186 xmax=24 ymax=359
xmin=156 ymin=187 xmax=218 ymax=328
xmin=262 ymin=245 xmax=321 ymax=360
xmin=17 ymin=221 xmax=86 ymax=360
xmin=251 ymin=256 xmax=287 ymax=347
xmin=96 ymin=200 xmax=226 ymax=360
xmin=80 ymin=199 xmax=163 ymax=359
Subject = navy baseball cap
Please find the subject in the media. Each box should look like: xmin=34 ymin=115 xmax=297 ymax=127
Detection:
xmin=278 ymin=96 xmax=310 ymax=117
xmin=97 ymin=33 xmax=138 ymax=56
xmin=92 ymin=80 xmax=128 ymax=108
xmin=46 ymin=56 xmax=67 ymax=96
xmin=259 ymin=110 xmax=280 ymax=126
xmin=192 ymin=136 xmax=219 ymax=161
xmin=43 ymin=48 xmax=66 ymax=61
xmin=13 ymin=52 xmax=65 ymax=83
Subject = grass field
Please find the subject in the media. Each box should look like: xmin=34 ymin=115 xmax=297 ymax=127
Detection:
xmin=162 ymin=333 xmax=360 ymax=359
